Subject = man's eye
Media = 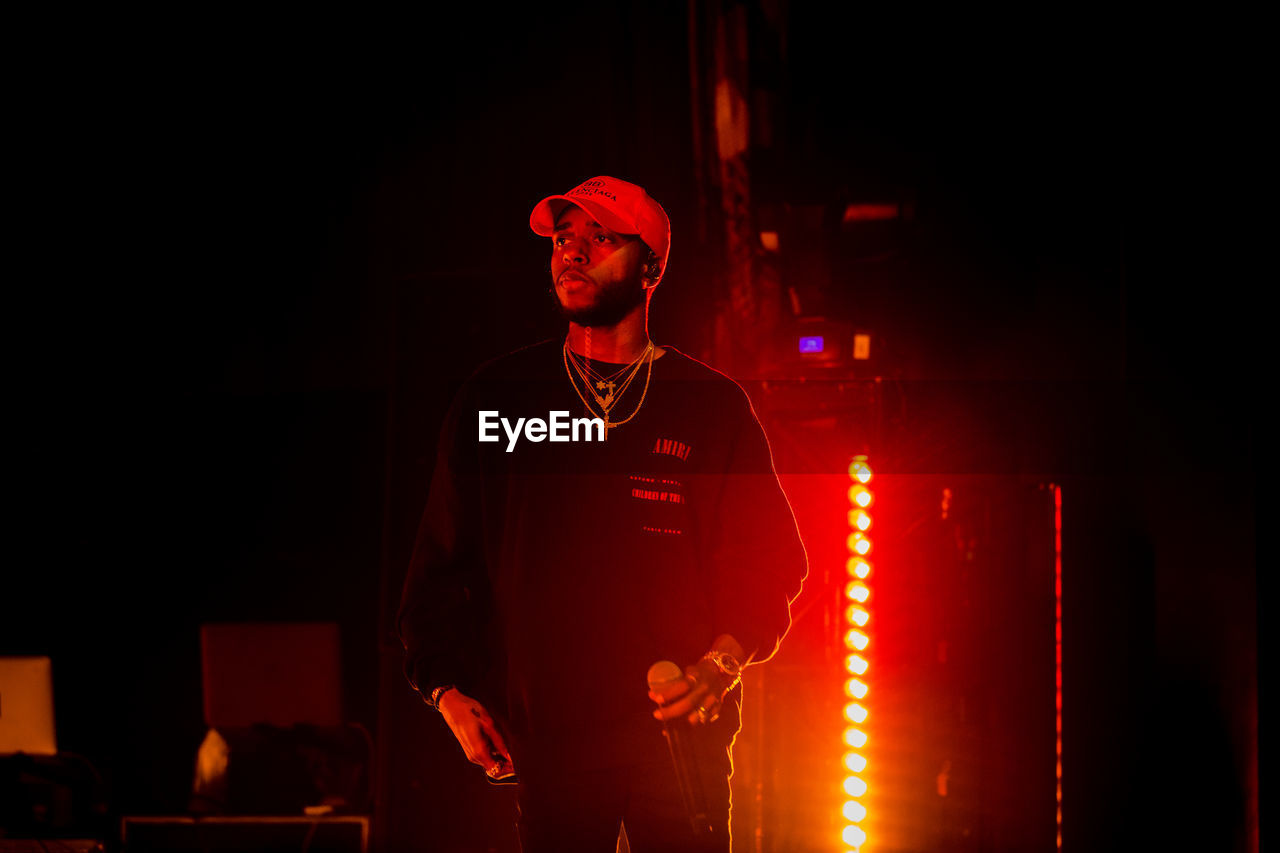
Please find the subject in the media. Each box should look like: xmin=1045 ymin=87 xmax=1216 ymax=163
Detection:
xmin=594 ymin=234 xmax=613 ymax=244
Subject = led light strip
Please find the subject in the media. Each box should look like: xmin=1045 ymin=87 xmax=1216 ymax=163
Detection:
xmin=1054 ymin=484 xmax=1063 ymax=849
xmin=842 ymin=455 xmax=873 ymax=851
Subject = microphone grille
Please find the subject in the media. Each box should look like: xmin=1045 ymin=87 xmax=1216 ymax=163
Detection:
xmin=647 ymin=660 xmax=684 ymax=689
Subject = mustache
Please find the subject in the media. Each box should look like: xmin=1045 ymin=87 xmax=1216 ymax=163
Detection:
xmin=557 ymin=269 xmax=593 ymax=284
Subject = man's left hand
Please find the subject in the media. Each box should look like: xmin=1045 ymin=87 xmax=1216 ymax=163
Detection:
xmin=649 ymin=658 xmax=728 ymax=725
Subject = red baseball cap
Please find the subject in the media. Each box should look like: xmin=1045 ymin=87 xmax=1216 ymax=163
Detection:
xmin=530 ymin=176 xmax=671 ymax=276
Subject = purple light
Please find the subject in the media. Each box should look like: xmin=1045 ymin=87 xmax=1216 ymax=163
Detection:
xmin=799 ymin=336 xmax=825 ymax=354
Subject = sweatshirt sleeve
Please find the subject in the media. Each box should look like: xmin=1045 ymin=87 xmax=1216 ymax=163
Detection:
xmin=707 ymin=385 xmax=809 ymax=664
xmin=396 ymin=382 xmax=490 ymax=701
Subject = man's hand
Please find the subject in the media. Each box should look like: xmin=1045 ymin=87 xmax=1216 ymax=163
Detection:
xmin=649 ymin=634 xmax=747 ymax=726
xmin=436 ymin=688 xmax=515 ymax=779
xmin=649 ymin=658 xmax=728 ymax=725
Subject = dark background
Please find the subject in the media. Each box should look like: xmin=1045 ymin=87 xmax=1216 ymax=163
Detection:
xmin=6 ymin=5 xmax=1258 ymax=852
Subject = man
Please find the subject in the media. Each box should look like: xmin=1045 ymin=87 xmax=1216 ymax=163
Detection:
xmin=398 ymin=176 xmax=807 ymax=852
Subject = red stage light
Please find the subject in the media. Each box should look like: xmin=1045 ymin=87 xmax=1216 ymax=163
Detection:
xmin=846 ymin=557 xmax=872 ymax=578
xmin=842 ymin=776 xmax=868 ymax=797
xmin=845 ymin=678 xmax=868 ymax=699
xmin=844 ymin=703 xmax=868 ymax=724
xmin=841 ymin=203 xmax=899 ymax=223
xmin=846 ymin=534 xmax=872 ymax=556
xmin=843 ymin=455 xmax=874 ymax=850
xmin=842 ymin=823 xmax=868 ymax=847
xmin=843 ymin=800 xmax=867 ymax=822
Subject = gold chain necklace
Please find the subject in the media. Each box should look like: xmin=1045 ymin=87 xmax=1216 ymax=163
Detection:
xmin=563 ymin=339 xmax=656 ymax=438
xmin=571 ymin=347 xmax=639 ymax=385
xmin=565 ymin=343 xmax=649 ymax=417
xmin=567 ymin=342 xmax=651 ymax=410
xmin=571 ymin=355 xmax=638 ymax=404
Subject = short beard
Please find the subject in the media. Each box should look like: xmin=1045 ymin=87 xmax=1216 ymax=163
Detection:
xmin=549 ymin=278 xmax=647 ymax=328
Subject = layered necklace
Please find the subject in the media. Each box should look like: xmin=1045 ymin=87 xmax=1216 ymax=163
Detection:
xmin=563 ymin=333 xmax=655 ymax=439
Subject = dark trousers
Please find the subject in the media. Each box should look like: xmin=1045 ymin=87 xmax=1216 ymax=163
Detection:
xmin=514 ymin=727 xmax=733 ymax=853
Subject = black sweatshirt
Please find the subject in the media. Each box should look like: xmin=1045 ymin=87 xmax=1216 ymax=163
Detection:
xmin=397 ymin=339 xmax=808 ymax=767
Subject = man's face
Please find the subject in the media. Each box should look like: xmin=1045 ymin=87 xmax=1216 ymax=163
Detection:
xmin=549 ymin=204 xmax=649 ymax=327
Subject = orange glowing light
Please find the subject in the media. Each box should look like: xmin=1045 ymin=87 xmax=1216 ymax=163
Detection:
xmin=842 ymin=456 xmax=874 ymax=850
xmin=842 ymin=824 xmax=868 ymax=847
xmin=843 ymin=776 xmax=868 ymax=797
xmin=843 ymin=727 xmax=867 ymax=748
xmin=845 ymin=630 xmax=869 ymax=651
xmin=844 ymin=703 xmax=868 ymax=723
xmin=848 ymin=485 xmax=873 ymax=508
xmin=846 ymin=533 xmax=872 ymax=556
xmin=849 ymin=456 xmax=872 ymax=483
xmin=845 ymin=582 xmax=870 ymax=602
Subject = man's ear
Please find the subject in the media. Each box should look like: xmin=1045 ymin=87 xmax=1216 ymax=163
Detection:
xmin=642 ymin=252 xmax=662 ymax=289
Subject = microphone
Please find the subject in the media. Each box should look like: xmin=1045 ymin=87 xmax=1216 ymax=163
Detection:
xmin=648 ymin=660 xmax=714 ymax=836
